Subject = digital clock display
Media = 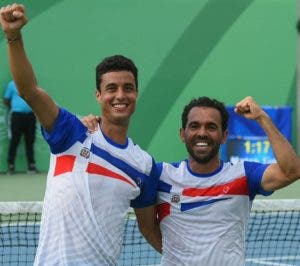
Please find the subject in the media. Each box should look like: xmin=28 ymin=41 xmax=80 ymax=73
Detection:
xmin=221 ymin=137 xmax=276 ymax=164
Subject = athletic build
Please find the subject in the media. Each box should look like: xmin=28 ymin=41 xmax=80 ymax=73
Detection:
xmin=82 ymin=96 xmax=300 ymax=265
xmin=157 ymin=96 xmax=300 ymax=265
xmin=0 ymin=4 xmax=161 ymax=265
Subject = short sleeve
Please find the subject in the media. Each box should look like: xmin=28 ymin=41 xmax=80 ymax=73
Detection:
xmin=41 ymin=108 xmax=88 ymax=154
xmin=244 ymin=161 xmax=273 ymax=200
xmin=130 ymin=158 xmax=159 ymax=208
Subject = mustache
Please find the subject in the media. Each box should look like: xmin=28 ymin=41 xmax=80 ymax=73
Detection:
xmin=192 ymin=136 xmax=211 ymax=144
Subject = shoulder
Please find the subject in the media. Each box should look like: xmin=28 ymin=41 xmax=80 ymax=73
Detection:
xmin=157 ymin=160 xmax=186 ymax=174
xmin=42 ymin=108 xmax=88 ymax=153
xmin=128 ymin=138 xmax=153 ymax=160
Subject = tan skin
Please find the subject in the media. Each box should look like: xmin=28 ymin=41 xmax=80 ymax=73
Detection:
xmin=83 ymin=96 xmax=300 ymax=253
xmin=86 ymin=96 xmax=300 ymax=193
xmin=180 ymin=106 xmax=228 ymax=174
xmin=0 ymin=3 xmax=162 ymax=254
xmin=96 ymin=71 xmax=137 ymax=144
xmin=180 ymin=96 xmax=300 ymax=192
xmin=235 ymin=97 xmax=300 ymax=191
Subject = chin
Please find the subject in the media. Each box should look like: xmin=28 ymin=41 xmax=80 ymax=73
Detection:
xmin=113 ymin=116 xmax=130 ymax=125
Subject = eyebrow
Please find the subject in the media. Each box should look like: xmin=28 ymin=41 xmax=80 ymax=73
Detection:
xmin=188 ymin=120 xmax=219 ymax=127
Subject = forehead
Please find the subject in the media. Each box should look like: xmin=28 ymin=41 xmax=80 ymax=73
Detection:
xmin=187 ymin=106 xmax=222 ymax=125
xmin=101 ymin=71 xmax=135 ymax=86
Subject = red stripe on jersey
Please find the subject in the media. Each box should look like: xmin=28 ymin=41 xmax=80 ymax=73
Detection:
xmin=183 ymin=176 xmax=249 ymax=197
xmin=156 ymin=202 xmax=171 ymax=223
xmin=86 ymin=162 xmax=136 ymax=188
xmin=54 ymin=155 xmax=76 ymax=176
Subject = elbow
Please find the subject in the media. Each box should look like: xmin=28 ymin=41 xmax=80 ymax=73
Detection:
xmin=288 ymin=160 xmax=300 ymax=181
xmin=280 ymin=158 xmax=300 ymax=184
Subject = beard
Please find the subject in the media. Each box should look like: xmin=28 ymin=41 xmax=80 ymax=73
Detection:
xmin=185 ymin=138 xmax=221 ymax=164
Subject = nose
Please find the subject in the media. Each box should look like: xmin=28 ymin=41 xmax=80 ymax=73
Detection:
xmin=115 ymin=87 xmax=126 ymax=99
xmin=196 ymin=127 xmax=207 ymax=138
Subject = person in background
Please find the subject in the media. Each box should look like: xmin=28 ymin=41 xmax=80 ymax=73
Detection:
xmin=3 ymin=80 xmax=38 ymax=174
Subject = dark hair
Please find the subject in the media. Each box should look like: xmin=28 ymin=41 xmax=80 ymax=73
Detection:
xmin=181 ymin=96 xmax=229 ymax=131
xmin=95 ymin=55 xmax=138 ymax=90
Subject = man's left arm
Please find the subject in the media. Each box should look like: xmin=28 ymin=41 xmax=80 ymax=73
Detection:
xmin=235 ymin=96 xmax=300 ymax=191
xmin=134 ymin=206 xmax=162 ymax=254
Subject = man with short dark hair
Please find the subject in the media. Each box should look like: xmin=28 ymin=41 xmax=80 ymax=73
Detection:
xmin=0 ymin=3 xmax=161 ymax=265
xmin=156 ymin=96 xmax=300 ymax=265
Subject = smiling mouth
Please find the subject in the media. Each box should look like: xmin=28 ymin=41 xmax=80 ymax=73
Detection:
xmin=195 ymin=142 xmax=208 ymax=147
xmin=112 ymin=103 xmax=128 ymax=110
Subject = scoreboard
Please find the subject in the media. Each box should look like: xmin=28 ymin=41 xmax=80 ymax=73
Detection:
xmin=221 ymin=106 xmax=292 ymax=164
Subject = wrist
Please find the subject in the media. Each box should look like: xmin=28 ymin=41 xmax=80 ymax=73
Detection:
xmin=255 ymin=112 xmax=270 ymax=124
xmin=5 ymin=33 xmax=22 ymax=44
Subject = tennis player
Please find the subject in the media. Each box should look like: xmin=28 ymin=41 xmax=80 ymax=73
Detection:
xmin=156 ymin=96 xmax=300 ymax=265
xmin=0 ymin=3 xmax=162 ymax=265
xmin=82 ymin=95 xmax=300 ymax=265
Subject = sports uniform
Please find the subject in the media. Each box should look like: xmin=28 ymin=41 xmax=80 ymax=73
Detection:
xmin=34 ymin=108 xmax=158 ymax=266
xmin=4 ymin=80 xmax=37 ymax=173
xmin=157 ymin=160 xmax=272 ymax=266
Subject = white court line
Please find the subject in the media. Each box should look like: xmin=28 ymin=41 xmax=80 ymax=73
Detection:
xmin=246 ymin=255 xmax=300 ymax=266
xmin=248 ymin=260 xmax=295 ymax=266
xmin=141 ymin=257 xmax=300 ymax=266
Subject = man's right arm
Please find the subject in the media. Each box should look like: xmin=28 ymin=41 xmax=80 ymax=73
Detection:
xmin=3 ymin=99 xmax=11 ymax=109
xmin=0 ymin=4 xmax=58 ymax=132
xmin=134 ymin=206 xmax=162 ymax=254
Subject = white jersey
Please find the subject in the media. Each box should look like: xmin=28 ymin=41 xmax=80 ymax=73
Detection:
xmin=34 ymin=108 xmax=158 ymax=266
xmin=157 ymin=160 xmax=271 ymax=266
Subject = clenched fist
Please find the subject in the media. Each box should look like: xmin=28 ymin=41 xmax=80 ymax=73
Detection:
xmin=0 ymin=3 xmax=27 ymax=40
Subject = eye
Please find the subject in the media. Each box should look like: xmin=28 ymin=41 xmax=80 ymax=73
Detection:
xmin=105 ymin=84 xmax=117 ymax=92
xmin=188 ymin=123 xmax=199 ymax=130
xmin=207 ymin=124 xmax=217 ymax=131
xmin=124 ymin=84 xmax=135 ymax=92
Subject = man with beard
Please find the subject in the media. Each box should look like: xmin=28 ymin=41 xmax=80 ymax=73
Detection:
xmin=156 ymin=96 xmax=300 ymax=266
xmin=82 ymin=95 xmax=300 ymax=265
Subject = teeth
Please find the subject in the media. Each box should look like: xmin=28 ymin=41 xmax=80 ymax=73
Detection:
xmin=196 ymin=142 xmax=208 ymax=147
xmin=113 ymin=104 xmax=127 ymax=108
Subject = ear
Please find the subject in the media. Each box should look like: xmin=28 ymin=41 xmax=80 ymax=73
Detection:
xmin=179 ymin=128 xmax=186 ymax=143
xmin=221 ymin=129 xmax=229 ymax=144
xmin=95 ymin=89 xmax=101 ymax=104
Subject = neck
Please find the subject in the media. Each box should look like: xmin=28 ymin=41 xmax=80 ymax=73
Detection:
xmin=100 ymin=118 xmax=129 ymax=145
xmin=188 ymin=157 xmax=221 ymax=174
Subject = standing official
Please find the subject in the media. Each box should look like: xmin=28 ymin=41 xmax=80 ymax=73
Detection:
xmin=4 ymin=80 xmax=38 ymax=173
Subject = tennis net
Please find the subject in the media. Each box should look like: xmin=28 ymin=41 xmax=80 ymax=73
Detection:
xmin=0 ymin=199 xmax=299 ymax=266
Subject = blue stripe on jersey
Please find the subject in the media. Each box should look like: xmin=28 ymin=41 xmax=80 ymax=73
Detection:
xmin=244 ymin=161 xmax=273 ymax=200
xmin=102 ymin=130 xmax=129 ymax=149
xmin=156 ymin=162 xmax=164 ymax=177
xmin=42 ymin=108 xmax=88 ymax=154
xmin=186 ymin=160 xmax=224 ymax=177
xmin=158 ymin=180 xmax=172 ymax=193
xmin=133 ymin=158 xmax=159 ymax=208
xmin=181 ymin=198 xmax=230 ymax=211
xmin=170 ymin=162 xmax=181 ymax=168
xmin=91 ymin=144 xmax=158 ymax=208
